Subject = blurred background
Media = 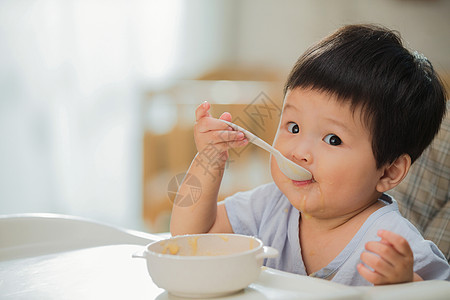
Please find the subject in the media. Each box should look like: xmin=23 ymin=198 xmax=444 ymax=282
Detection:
xmin=1 ymin=0 xmax=449 ymax=233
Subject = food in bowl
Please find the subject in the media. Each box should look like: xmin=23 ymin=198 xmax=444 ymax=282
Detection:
xmin=133 ymin=233 xmax=278 ymax=298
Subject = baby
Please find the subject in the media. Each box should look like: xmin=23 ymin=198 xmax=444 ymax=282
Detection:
xmin=170 ymin=24 xmax=449 ymax=285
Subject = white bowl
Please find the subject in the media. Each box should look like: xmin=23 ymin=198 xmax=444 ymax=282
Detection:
xmin=133 ymin=233 xmax=278 ymax=298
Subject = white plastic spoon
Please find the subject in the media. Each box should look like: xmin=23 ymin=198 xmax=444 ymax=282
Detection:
xmin=220 ymin=120 xmax=312 ymax=181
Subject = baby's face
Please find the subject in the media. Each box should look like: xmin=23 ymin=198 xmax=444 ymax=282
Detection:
xmin=271 ymin=87 xmax=384 ymax=218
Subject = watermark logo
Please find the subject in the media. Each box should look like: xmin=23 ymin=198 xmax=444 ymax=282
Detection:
xmin=229 ymin=92 xmax=281 ymax=157
xmin=195 ymin=143 xmax=232 ymax=181
xmin=167 ymin=173 xmax=202 ymax=207
xmin=244 ymin=92 xmax=281 ymax=130
xmin=166 ymin=92 xmax=282 ymax=203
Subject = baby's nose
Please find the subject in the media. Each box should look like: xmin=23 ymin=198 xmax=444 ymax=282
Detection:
xmin=291 ymin=144 xmax=313 ymax=164
xmin=300 ymin=152 xmax=312 ymax=162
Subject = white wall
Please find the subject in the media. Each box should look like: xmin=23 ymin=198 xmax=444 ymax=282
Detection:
xmin=235 ymin=0 xmax=450 ymax=74
xmin=0 ymin=0 xmax=239 ymax=231
xmin=0 ymin=0 xmax=143 ymax=229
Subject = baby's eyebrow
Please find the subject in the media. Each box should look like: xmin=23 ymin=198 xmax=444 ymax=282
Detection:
xmin=283 ymin=103 xmax=298 ymax=112
xmin=323 ymin=117 xmax=356 ymax=137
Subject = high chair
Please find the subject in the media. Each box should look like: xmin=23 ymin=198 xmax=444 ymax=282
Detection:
xmin=0 ymin=213 xmax=160 ymax=260
xmin=390 ymin=102 xmax=449 ymax=261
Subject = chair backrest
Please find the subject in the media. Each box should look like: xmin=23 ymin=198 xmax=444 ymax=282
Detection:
xmin=390 ymin=102 xmax=449 ymax=261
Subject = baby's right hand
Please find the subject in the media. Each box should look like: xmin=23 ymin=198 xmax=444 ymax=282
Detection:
xmin=194 ymin=101 xmax=248 ymax=163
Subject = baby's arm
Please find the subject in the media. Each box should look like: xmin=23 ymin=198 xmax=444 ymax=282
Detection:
xmin=170 ymin=101 xmax=248 ymax=236
xmin=357 ymin=230 xmax=423 ymax=285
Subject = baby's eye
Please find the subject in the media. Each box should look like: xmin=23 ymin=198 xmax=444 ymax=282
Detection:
xmin=323 ymin=134 xmax=342 ymax=146
xmin=287 ymin=122 xmax=299 ymax=134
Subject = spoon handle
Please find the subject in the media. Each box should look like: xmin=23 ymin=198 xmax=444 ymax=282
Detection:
xmin=221 ymin=120 xmax=312 ymax=180
xmin=220 ymin=120 xmax=278 ymax=155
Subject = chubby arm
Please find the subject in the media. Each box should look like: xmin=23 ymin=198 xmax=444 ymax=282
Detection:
xmin=170 ymin=101 xmax=247 ymax=236
xmin=357 ymin=230 xmax=423 ymax=285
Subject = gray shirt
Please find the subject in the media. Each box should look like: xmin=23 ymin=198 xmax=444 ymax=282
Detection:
xmin=224 ymin=182 xmax=449 ymax=286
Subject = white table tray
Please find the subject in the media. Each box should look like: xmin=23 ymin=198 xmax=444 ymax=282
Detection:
xmin=1 ymin=214 xmax=448 ymax=299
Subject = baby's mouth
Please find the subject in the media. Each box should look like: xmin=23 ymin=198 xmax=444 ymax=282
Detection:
xmin=292 ymin=177 xmax=316 ymax=186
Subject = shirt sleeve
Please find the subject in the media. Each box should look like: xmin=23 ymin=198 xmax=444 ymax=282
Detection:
xmin=222 ymin=183 xmax=276 ymax=237
xmin=413 ymin=240 xmax=450 ymax=281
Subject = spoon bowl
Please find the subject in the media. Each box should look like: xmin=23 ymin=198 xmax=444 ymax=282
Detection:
xmin=221 ymin=120 xmax=312 ymax=181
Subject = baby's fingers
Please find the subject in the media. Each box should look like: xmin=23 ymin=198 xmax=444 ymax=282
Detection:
xmin=195 ymin=101 xmax=212 ymax=121
xmin=196 ymin=116 xmax=233 ymax=134
xmin=195 ymin=126 xmax=246 ymax=152
xmin=377 ymin=230 xmax=413 ymax=258
xmin=360 ymin=249 xmax=393 ymax=276
xmin=364 ymin=241 xmax=398 ymax=266
xmin=358 ymin=232 xmax=415 ymax=284
xmin=213 ymin=130 xmax=246 ymax=145
xmin=219 ymin=111 xmax=232 ymax=122
xmin=357 ymin=262 xmax=387 ymax=285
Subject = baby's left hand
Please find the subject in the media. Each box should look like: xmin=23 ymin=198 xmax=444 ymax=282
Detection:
xmin=357 ymin=230 xmax=414 ymax=285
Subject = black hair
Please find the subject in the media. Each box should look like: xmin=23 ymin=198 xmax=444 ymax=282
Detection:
xmin=284 ymin=24 xmax=447 ymax=168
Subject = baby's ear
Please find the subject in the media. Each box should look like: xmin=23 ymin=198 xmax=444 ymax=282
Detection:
xmin=376 ymin=154 xmax=411 ymax=193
